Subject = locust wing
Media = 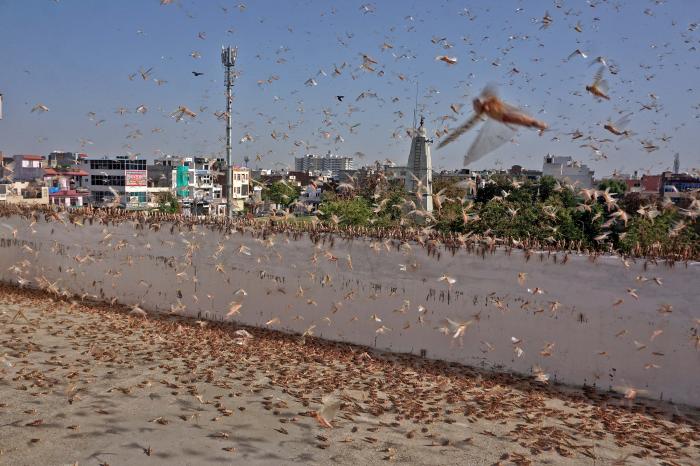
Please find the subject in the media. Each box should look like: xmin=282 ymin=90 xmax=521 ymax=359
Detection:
xmin=437 ymin=113 xmax=483 ymax=149
xmin=464 ymin=118 xmax=516 ymax=166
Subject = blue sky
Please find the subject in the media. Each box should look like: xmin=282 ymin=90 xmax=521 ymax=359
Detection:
xmin=1 ymin=0 xmax=699 ymax=176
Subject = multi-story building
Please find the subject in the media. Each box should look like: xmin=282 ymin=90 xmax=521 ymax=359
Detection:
xmin=47 ymin=151 xmax=87 ymax=168
xmin=43 ymin=167 xmax=90 ymax=208
xmin=542 ymin=155 xmax=594 ymax=189
xmin=147 ymin=163 xmax=175 ymax=189
xmin=0 ymin=151 xmax=7 ymax=180
xmin=148 ymin=155 xmax=249 ymax=215
xmin=624 ymin=172 xmax=662 ymax=196
xmin=79 ymin=156 xmax=148 ymax=208
xmin=508 ymin=165 xmax=542 ymax=182
xmin=177 ymin=157 xmax=221 ymax=215
xmin=148 ymin=155 xmax=188 ymax=192
xmin=661 ymin=172 xmax=700 ymax=205
xmin=12 ymin=154 xmax=46 ymax=181
xmin=259 ymin=170 xmax=314 ymax=188
xmin=186 ymin=157 xmax=221 ymax=201
xmin=0 ymin=181 xmax=49 ymax=205
xmin=229 ymin=167 xmax=250 ymax=212
xmin=434 ymin=169 xmax=474 ymax=185
xmin=298 ymin=184 xmax=322 ymax=214
xmin=294 ymin=152 xmax=354 ymax=177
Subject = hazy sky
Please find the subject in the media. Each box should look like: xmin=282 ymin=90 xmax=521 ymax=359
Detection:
xmin=1 ymin=0 xmax=699 ymax=176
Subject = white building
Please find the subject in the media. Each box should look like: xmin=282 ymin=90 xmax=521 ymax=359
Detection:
xmin=149 ymin=156 xmax=249 ymax=215
xmin=79 ymin=156 xmax=148 ymax=208
xmin=298 ymin=184 xmax=322 ymax=214
xmin=0 ymin=182 xmax=49 ymax=205
xmin=12 ymin=154 xmax=46 ymax=181
xmin=184 ymin=158 xmax=249 ymax=208
xmin=404 ymin=117 xmax=433 ymax=212
xmin=294 ymin=152 xmax=353 ymax=177
xmin=542 ymin=155 xmax=594 ymax=189
xmin=182 ymin=157 xmax=222 ymax=204
xmin=228 ymin=166 xmax=250 ymax=212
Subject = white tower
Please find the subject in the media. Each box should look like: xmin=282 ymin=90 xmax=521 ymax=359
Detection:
xmin=405 ymin=116 xmax=433 ymax=212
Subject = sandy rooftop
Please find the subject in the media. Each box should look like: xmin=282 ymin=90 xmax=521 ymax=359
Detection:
xmin=0 ymin=283 xmax=698 ymax=466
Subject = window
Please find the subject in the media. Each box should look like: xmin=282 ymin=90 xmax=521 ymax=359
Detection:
xmin=89 ymin=160 xmax=116 ymax=170
xmin=92 ymin=190 xmax=118 ymax=203
xmin=91 ymin=175 xmax=125 ymax=186
xmin=125 ymin=160 xmax=146 ymax=170
xmin=89 ymin=159 xmax=144 ymax=171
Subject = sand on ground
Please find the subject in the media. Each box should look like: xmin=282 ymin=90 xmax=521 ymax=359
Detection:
xmin=0 ymin=283 xmax=698 ymax=466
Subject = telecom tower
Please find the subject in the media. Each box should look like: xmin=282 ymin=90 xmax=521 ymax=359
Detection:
xmin=221 ymin=46 xmax=238 ymax=217
xmin=673 ymin=153 xmax=680 ymax=174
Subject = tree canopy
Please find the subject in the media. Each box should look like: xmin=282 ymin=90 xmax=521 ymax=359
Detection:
xmin=262 ymin=181 xmax=300 ymax=206
xmin=312 ymin=173 xmax=698 ymax=259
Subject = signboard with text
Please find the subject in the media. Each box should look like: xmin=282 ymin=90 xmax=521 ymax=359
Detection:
xmin=125 ymin=170 xmax=147 ymax=187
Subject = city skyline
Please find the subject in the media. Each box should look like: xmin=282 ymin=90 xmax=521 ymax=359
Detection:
xmin=1 ymin=0 xmax=699 ymax=176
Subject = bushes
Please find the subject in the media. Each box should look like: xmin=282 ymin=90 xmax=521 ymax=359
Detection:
xmin=598 ymin=179 xmax=627 ymax=195
xmin=262 ymin=181 xmax=300 ymax=206
xmin=319 ymin=196 xmax=373 ymax=227
xmin=618 ymin=210 xmax=699 ymax=257
xmin=315 ymin=173 xmax=697 ymax=259
xmin=156 ymin=192 xmax=180 ymax=214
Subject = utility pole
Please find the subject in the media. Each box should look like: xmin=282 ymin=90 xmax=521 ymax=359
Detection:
xmin=221 ymin=46 xmax=238 ymax=217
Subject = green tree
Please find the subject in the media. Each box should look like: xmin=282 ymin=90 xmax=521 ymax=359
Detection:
xmin=538 ymin=175 xmax=557 ymax=202
xmin=263 ymin=181 xmax=300 ymax=206
xmin=598 ymin=179 xmax=627 ymax=195
xmin=475 ymin=175 xmax=513 ymax=203
xmin=156 ymin=192 xmax=180 ymax=214
xmin=319 ymin=196 xmax=373 ymax=227
xmin=434 ymin=201 xmax=467 ymax=233
xmin=433 ymin=178 xmax=468 ymax=201
xmin=617 ymin=210 xmax=699 ymax=256
xmin=373 ymin=188 xmax=407 ymax=228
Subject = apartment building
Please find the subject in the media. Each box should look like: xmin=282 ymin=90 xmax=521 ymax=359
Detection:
xmin=79 ymin=156 xmax=148 ymax=208
xmin=294 ymin=152 xmax=354 ymax=177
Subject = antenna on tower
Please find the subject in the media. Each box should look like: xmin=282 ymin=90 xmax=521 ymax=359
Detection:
xmin=412 ymin=81 xmax=419 ymax=129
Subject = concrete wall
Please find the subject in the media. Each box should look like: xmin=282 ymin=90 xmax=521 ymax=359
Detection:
xmin=1 ymin=213 xmax=698 ymax=406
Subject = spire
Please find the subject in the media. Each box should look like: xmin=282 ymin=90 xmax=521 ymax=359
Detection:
xmin=412 ymin=81 xmax=419 ymax=130
xmin=418 ymin=116 xmax=426 ymax=137
xmin=405 ymin=113 xmax=433 ymax=213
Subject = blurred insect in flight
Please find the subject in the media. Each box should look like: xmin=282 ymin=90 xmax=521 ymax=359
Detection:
xmin=438 ymin=85 xmax=548 ymax=166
